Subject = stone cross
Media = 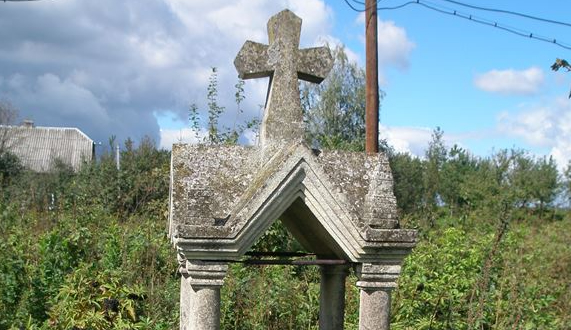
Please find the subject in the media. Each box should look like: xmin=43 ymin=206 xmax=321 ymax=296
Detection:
xmin=234 ymin=9 xmax=333 ymax=147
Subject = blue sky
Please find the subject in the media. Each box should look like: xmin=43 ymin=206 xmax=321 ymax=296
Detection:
xmin=0 ymin=0 xmax=569 ymax=168
xmin=325 ymin=0 xmax=571 ymax=166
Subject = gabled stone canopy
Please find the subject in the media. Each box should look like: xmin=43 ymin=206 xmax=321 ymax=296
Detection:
xmin=171 ymin=9 xmax=417 ymax=330
xmin=169 ymin=141 xmax=416 ymax=262
xmin=169 ymin=9 xmax=416 ymax=266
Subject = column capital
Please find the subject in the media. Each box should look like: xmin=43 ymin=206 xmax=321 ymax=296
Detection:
xmin=182 ymin=260 xmax=228 ymax=288
xmin=355 ymin=263 xmax=401 ymax=291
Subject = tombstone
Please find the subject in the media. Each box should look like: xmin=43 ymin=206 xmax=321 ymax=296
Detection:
xmin=169 ymin=9 xmax=417 ymax=330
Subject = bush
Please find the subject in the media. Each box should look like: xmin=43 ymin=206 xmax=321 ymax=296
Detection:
xmin=0 ymin=151 xmax=22 ymax=187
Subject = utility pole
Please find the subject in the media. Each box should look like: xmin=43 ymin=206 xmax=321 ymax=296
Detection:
xmin=115 ymin=143 xmax=120 ymax=171
xmin=365 ymin=0 xmax=379 ymax=154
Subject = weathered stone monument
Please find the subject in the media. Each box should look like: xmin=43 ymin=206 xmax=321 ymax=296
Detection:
xmin=169 ymin=9 xmax=417 ymax=330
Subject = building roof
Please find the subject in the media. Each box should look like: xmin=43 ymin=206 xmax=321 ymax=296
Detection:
xmin=1 ymin=125 xmax=93 ymax=172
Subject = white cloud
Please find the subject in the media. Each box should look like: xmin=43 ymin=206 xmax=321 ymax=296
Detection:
xmin=242 ymin=129 xmax=260 ymax=146
xmin=356 ymin=15 xmax=415 ymax=85
xmin=159 ymin=128 xmax=206 ymax=150
xmin=159 ymin=127 xmax=259 ymax=150
xmin=380 ymin=125 xmax=433 ymax=157
xmin=474 ymin=67 xmax=544 ymax=95
xmin=7 ymin=74 xmax=26 ymax=89
xmin=377 ymin=20 xmax=415 ymax=70
xmin=497 ymin=97 xmax=571 ymax=169
xmin=0 ymin=0 xmax=335 ymax=146
xmin=356 ymin=15 xmax=415 ymax=69
xmin=379 ymin=124 xmax=474 ymax=159
xmin=287 ymin=0 xmax=333 ymax=44
xmin=316 ymin=35 xmax=361 ymax=64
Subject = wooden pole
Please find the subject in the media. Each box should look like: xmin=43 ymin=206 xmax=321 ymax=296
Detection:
xmin=365 ymin=0 xmax=379 ymax=154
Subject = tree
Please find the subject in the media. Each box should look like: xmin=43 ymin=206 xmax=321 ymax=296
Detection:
xmin=206 ymin=67 xmax=225 ymax=144
xmin=0 ymin=99 xmax=22 ymax=187
xmin=440 ymin=145 xmax=478 ymax=214
xmin=532 ymin=156 xmax=559 ymax=214
xmin=509 ymin=149 xmax=536 ymax=210
xmin=423 ymin=127 xmax=447 ymax=213
xmin=301 ymin=45 xmax=374 ymax=151
xmin=0 ymin=152 xmax=22 ymax=187
xmin=0 ymin=99 xmax=19 ymax=154
xmin=390 ymin=152 xmax=425 ymax=215
xmin=189 ymin=67 xmax=258 ymax=145
xmin=564 ymin=161 xmax=571 ymax=208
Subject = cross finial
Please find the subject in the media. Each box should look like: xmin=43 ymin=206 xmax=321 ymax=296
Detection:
xmin=234 ymin=9 xmax=333 ymax=147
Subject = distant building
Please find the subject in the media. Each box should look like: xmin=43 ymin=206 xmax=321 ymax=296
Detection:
xmin=0 ymin=121 xmax=94 ymax=172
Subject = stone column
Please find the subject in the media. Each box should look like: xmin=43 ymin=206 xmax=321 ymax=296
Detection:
xmin=319 ymin=264 xmax=350 ymax=330
xmin=355 ymin=263 xmax=401 ymax=330
xmin=179 ymin=258 xmax=228 ymax=330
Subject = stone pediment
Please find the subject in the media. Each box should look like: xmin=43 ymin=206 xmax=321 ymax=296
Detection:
xmin=169 ymin=142 xmax=415 ymax=262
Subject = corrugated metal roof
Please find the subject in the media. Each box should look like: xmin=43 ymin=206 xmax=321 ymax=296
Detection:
xmin=0 ymin=125 xmax=93 ymax=172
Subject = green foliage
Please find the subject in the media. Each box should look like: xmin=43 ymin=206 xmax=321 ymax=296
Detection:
xmin=0 ymin=208 xmax=178 ymax=329
xmin=301 ymin=45 xmax=372 ymax=151
xmin=250 ymin=221 xmax=304 ymax=253
xmin=189 ymin=67 xmax=259 ymax=145
xmin=0 ymin=151 xmax=23 ymax=186
xmin=393 ymin=226 xmax=488 ymax=329
xmin=0 ymin=136 xmax=178 ymax=329
xmin=488 ymin=220 xmax=571 ymax=329
xmin=440 ymin=145 xmax=478 ymax=215
xmin=207 ymin=67 xmax=225 ymax=144
xmin=392 ymin=217 xmax=571 ymax=329
xmin=532 ymin=155 xmax=559 ymax=213
xmin=565 ymin=161 xmax=571 ymax=208
xmin=114 ymin=136 xmax=170 ymax=216
xmin=390 ymin=152 xmax=425 ymax=215
xmin=0 ymin=222 xmax=28 ymax=328
xmin=388 ymin=127 xmax=564 ymax=222
xmin=222 ymin=264 xmax=320 ymax=329
xmin=48 ymin=263 xmax=147 ymax=329
xmin=423 ymin=127 xmax=447 ymax=220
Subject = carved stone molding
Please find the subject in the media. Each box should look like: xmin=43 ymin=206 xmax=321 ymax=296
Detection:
xmin=184 ymin=260 xmax=228 ymax=288
xmin=355 ymin=263 xmax=402 ymax=290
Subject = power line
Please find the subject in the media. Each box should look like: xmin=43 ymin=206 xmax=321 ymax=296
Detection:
xmin=343 ymin=0 xmax=377 ymax=12
xmin=413 ymin=0 xmax=571 ymax=50
xmin=341 ymin=0 xmax=571 ymax=51
xmin=347 ymin=0 xmax=571 ymax=28
xmin=343 ymin=0 xmax=365 ymax=12
xmin=435 ymin=0 xmax=571 ymax=28
xmin=344 ymin=0 xmax=417 ymax=12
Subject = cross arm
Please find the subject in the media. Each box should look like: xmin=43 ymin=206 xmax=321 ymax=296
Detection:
xmin=296 ymin=47 xmax=334 ymax=84
xmin=234 ymin=41 xmax=272 ymax=80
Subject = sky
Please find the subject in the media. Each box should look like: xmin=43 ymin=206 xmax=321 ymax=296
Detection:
xmin=0 ymin=0 xmax=570 ymax=169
